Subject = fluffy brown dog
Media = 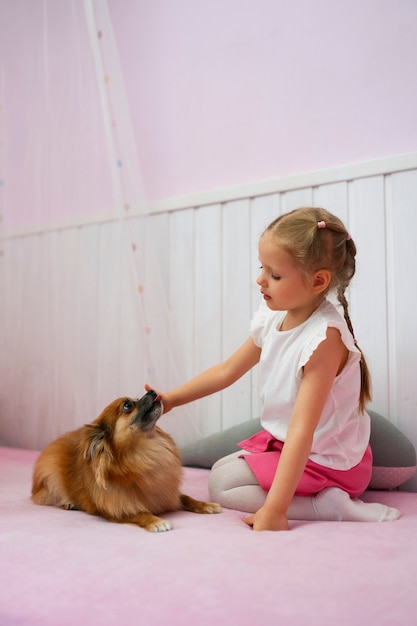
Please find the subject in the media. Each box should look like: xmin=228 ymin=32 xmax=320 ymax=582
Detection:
xmin=32 ymin=390 xmax=221 ymax=531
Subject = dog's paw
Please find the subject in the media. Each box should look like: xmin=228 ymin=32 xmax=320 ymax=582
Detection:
xmin=202 ymin=502 xmax=222 ymax=514
xmin=147 ymin=518 xmax=172 ymax=533
xmin=180 ymin=494 xmax=222 ymax=514
xmin=62 ymin=503 xmax=79 ymax=511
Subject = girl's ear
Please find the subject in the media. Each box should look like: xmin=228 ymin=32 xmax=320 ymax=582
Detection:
xmin=312 ymin=269 xmax=331 ymax=294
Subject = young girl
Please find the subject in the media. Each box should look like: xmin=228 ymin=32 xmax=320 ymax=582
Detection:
xmin=146 ymin=207 xmax=400 ymax=531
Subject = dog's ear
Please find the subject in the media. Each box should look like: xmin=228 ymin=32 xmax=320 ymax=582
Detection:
xmin=83 ymin=422 xmax=113 ymax=489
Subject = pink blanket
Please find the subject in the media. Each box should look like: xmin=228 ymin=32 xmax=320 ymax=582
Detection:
xmin=2 ymin=446 xmax=417 ymax=625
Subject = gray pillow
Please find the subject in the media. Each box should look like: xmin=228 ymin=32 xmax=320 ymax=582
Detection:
xmin=368 ymin=410 xmax=416 ymax=489
xmin=180 ymin=411 xmax=416 ymax=490
xmin=180 ymin=418 xmax=261 ymax=469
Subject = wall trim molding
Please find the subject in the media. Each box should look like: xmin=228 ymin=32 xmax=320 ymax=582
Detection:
xmin=148 ymin=151 xmax=417 ymax=213
xmin=2 ymin=151 xmax=417 ymax=239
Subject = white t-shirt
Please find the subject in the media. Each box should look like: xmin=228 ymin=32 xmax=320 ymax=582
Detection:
xmin=250 ymin=299 xmax=370 ymax=470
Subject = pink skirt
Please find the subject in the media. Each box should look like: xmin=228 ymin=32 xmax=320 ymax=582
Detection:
xmin=238 ymin=430 xmax=373 ymax=499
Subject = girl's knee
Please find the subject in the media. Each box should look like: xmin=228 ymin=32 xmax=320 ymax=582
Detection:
xmin=211 ymin=450 xmax=242 ymax=471
xmin=208 ymin=465 xmax=224 ymax=502
xmin=208 ymin=456 xmax=257 ymax=499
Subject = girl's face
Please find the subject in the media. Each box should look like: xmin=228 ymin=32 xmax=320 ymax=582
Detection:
xmin=257 ymin=234 xmax=318 ymax=314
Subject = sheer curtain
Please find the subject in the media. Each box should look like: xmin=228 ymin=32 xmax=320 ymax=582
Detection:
xmin=0 ymin=0 xmax=196 ymax=450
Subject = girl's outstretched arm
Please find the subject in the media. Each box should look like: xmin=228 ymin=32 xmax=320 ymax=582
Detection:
xmin=145 ymin=337 xmax=261 ymax=414
xmin=244 ymin=327 xmax=348 ymax=531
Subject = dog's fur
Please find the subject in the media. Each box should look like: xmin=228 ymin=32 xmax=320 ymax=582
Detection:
xmin=31 ymin=390 xmax=221 ymax=532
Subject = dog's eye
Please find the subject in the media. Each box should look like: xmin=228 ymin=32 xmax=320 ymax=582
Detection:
xmin=122 ymin=400 xmax=135 ymax=413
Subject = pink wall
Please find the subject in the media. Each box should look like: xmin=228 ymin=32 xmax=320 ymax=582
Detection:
xmin=109 ymin=0 xmax=417 ymax=201
xmin=1 ymin=0 xmax=416 ymax=228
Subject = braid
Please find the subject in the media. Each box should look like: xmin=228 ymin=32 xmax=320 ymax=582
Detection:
xmin=337 ymin=288 xmax=355 ymax=338
xmin=337 ymin=254 xmax=372 ymax=413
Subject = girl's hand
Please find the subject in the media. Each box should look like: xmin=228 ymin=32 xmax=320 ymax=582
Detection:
xmin=144 ymin=383 xmax=173 ymax=414
xmin=242 ymin=505 xmax=289 ymax=531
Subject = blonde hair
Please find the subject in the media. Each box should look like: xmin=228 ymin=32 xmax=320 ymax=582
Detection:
xmin=264 ymin=207 xmax=371 ymax=412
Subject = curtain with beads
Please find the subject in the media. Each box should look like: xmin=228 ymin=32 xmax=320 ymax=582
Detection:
xmin=0 ymin=0 xmax=197 ymax=449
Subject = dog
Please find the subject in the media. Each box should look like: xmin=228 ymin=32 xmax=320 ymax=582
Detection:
xmin=31 ymin=389 xmax=221 ymax=532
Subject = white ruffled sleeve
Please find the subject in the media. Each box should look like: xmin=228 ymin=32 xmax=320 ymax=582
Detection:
xmin=249 ymin=300 xmax=270 ymax=347
xmin=299 ymin=317 xmax=361 ymax=372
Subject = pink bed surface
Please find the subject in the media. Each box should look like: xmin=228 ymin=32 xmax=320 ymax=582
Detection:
xmin=1 ymin=446 xmax=417 ymax=626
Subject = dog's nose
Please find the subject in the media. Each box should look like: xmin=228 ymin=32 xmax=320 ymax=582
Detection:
xmin=146 ymin=389 xmax=161 ymax=403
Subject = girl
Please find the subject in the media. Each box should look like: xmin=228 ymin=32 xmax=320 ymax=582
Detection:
xmin=146 ymin=207 xmax=400 ymax=531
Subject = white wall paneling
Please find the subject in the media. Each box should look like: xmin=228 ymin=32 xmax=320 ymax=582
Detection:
xmin=349 ymin=176 xmax=388 ymax=413
xmin=193 ymin=204 xmax=223 ymax=433
xmin=385 ymin=170 xmax=417 ymax=490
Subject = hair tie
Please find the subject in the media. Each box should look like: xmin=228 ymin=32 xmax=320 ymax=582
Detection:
xmin=317 ymin=221 xmax=326 ymax=229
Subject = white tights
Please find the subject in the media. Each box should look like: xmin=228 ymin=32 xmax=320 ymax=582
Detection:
xmin=208 ymin=451 xmax=400 ymax=522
